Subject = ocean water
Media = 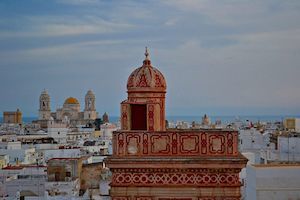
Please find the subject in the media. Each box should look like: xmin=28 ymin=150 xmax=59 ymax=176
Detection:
xmin=1 ymin=115 xmax=299 ymax=125
xmin=165 ymin=115 xmax=290 ymax=124
xmin=112 ymin=115 xmax=300 ymax=124
xmin=0 ymin=117 xmax=37 ymax=124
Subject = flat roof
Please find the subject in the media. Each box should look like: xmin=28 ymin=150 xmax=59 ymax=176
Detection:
xmin=252 ymin=163 xmax=300 ymax=168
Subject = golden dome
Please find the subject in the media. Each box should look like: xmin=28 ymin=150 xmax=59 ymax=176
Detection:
xmin=64 ymin=97 xmax=79 ymax=104
xmin=127 ymin=48 xmax=166 ymax=93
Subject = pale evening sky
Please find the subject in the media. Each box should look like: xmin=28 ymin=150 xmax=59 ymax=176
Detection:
xmin=0 ymin=0 xmax=300 ymax=117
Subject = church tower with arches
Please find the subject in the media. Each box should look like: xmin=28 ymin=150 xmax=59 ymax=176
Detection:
xmin=84 ymin=90 xmax=97 ymax=120
xmin=39 ymin=89 xmax=51 ymax=120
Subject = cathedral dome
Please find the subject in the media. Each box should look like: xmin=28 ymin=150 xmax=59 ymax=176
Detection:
xmin=64 ymin=97 xmax=79 ymax=105
xmin=127 ymin=48 xmax=166 ymax=93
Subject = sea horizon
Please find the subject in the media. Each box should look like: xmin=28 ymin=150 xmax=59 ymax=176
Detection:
xmin=1 ymin=114 xmax=299 ymax=124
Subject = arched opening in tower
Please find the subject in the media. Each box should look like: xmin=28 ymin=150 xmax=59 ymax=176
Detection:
xmin=131 ymin=104 xmax=147 ymax=130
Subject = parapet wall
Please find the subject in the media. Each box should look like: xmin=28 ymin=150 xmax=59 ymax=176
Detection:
xmin=112 ymin=129 xmax=239 ymax=157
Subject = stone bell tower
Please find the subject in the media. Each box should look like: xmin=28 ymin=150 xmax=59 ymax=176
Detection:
xmin=84 ymin=90 xmax=97 ymax=120
xmin=39 ymin=89 xmax=51 ymax=120
xmin=106 ymin=48 xmax=247 ymax=200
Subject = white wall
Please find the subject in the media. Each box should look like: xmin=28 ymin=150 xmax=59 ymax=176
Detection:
xmin=4 ymin=175 xmax=46 ymax=197
xmin=86 ymin=155 xmax=106 ymax=164
xmin=45 ymin=178 xmax=80 ymax=197
xmin=43 ymin=149 xmax=81 ymax=162
xmin=245 ymin=165 xmax=257 ymax=200
xmin=47 ymin=127 xmax=69 ymax=144
xmin=24 ymin=148 xmax=37 ymax=164
xmin=246 ymin=165 xmax=300 ymax=200
xmin=0 ymin=149 xmax=26 ymax=164
xmin=239 ymin=129 xmax=266 ymax=151
xmin=7 ymin=141 xmax=21 ymax=150
xmin=296 ymin=118 xmax=300 ymax=132
xmin=100 ymin=123 xmax=117 ymax=139
xmin=278 ymin=136 xmax=300 ymax=162
xmin=0 ymin=166 xmax=47 ymax=198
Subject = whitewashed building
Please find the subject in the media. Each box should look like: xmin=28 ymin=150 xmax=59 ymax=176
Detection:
xmin=100 ymin=123 xmax=117 ymax=140
xmin=0 ymin=165 xmax=47 ymax=198
xmin=0 ymin=142 xmax=37 ymax=165
xmin=43 ymin=148 xmax=81 ymax=162
xmin=246 ymin=164 xmax=300 ymax=200
xmin=277 ymin=134 xmax=300 ymax=162
xmin=47 ymin=120 xmax=69 ymax=144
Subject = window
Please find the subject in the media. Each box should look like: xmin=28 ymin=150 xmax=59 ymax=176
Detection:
xmin=66 ymin=172 xmax=71 ymax=177
xmin=55 ymin=172 xmax=60 ymax=181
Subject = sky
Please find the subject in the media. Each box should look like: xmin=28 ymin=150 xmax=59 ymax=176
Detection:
xmin=0 ymin=0 xmax=300 ymax=117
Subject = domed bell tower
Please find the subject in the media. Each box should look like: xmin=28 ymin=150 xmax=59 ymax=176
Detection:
xmin=121 ymin=47 xmax=166 ymax=131
xmin=84 ymin=90 xmax=97 ymax=120
xmin=107 ymin=48 xmax=247 ymax=200
xmin=39 ymin=89 xmax=51 ymax=120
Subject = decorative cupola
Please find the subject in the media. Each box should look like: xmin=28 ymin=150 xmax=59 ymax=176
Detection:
xmin=121 ymin=48 xmax=167 ymax=131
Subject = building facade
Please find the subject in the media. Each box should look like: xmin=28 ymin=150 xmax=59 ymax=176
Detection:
xmin=3 ymin=109 xmax=22 ymax=124
xmin=37 ymin=89 xmax=98 ymax=127
xmin=46 ymin=158 xmax=83 ymax=196
xmin=283 ymin=118 xmax=300 ymax=132
xmin=106 ymin=49 xmax=247 ymax=199
xmin=246 ymin=164 xmax=300 ymax=200
xmin=0 ymin=154 xmax=9 ymax=169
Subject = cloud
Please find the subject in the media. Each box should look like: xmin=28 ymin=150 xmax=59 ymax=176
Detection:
xmin=56 ymin=0 xmax=101 ymax=5
xmin=0 ymin=15 xmax=134 ymax=38
xmin=164 ymin=0 xmax=300 ymax=31
xmin=1 ymin=0 xmax=300 ymax=116
xmin=40 ymin=19 xmax=134 ymax=37
xmin=24 ymin=39 xmax=125 ymax=57
xmin=164 ymin=18 xmax=179 ymax=26
xmin=158 ymin=26 xmax=300 ymax=109
xmin=164 ymin=0 xmax=265 ymax=25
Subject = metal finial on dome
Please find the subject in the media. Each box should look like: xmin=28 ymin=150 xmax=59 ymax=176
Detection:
xmin=143 ymin=47 xmax=151 ymax=66
xmin=145 ymin=47 xmax=149 ymax=59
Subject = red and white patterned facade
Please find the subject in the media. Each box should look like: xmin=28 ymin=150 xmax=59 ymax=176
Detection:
xmin=121 ymin=48 xmax=166 ymax=132
xmin=106 ymin=49 xmax=247 ymax=200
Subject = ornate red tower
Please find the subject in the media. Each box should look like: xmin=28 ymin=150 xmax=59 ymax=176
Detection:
xmin=106 ymin=48 xmax=247 ymax=200
xmin=121 ymin=48 xmax=166 ymax=132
